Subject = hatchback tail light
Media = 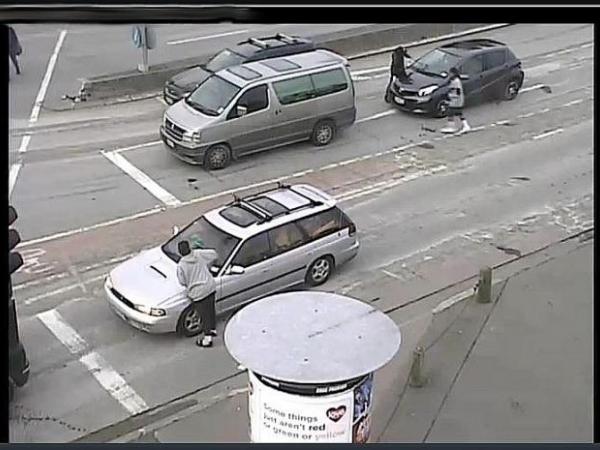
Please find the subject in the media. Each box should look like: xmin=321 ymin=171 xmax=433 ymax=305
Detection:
xmin=348 ymin=222 xmax=357 ymax=236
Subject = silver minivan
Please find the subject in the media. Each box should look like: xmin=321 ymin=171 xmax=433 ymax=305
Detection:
xmin=105 ymin=183 xmax=360 ymax=336
xmin=160 ymin=49 xmax=356 ymax=170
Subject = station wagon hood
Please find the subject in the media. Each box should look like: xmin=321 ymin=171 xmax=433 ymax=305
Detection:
xmin=171 ymin=66 xmax=211 ymax=90
xmin=109 ymin=247 xmax=184 ymax=308
xmin=395 ymin=69 xmax=449 ymax=92
xmin=166 ymin=100 xmax=220 ymax=133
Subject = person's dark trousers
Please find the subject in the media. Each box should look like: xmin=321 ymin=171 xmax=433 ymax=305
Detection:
xmin=196 ymin=291 xmax=217 ymax=335
xmin=9 ymin=53 xmax=20 ymax=74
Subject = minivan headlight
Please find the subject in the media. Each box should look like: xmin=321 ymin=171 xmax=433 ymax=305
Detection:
xmin=418 ymin=85 xmax=439 ymax=97
xmin=134 ymin=305 xmax=166 ymax=317
xmin=182 ymin=131 xmax=202 ymax=144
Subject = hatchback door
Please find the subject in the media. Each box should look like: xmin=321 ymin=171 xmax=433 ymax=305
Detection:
xmin=481 ymin=49 xmax=509 ymax=97
xmin=459 ymin=54 xmax=485 ymax=101
xmin=217 ymin=231 xmax=276 ymax=312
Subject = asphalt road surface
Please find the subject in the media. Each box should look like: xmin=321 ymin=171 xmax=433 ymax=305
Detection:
xmin=9 ymin=23 xmax=593 ymax=442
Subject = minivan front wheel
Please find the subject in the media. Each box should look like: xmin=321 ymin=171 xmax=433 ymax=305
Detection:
xmin=204 ymin=144 xmax=231 ymax=170
xmin=311 ymin=120 xmax=336 ymax=146
xmin=306 ymin=255 xmax=334 ymax=287
xmin=177 ymin=303 xmax=204 ymax=337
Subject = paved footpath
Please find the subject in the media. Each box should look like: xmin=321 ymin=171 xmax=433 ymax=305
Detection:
xmin=120 ymin=232 xmax=592 ymax=443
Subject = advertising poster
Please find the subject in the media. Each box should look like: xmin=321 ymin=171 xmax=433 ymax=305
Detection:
xmin=352 ymin=373 xmax=374 ymax=443
xmin=249 ymin=372 xmax=354 ymax=443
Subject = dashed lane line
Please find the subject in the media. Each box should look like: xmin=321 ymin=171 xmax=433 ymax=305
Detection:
xmin=18 ymin=94 xmax=591 ymax=249
xmin=38 ymin=309 xmax=149 ymax=416
xmin=532 ymin=128 xmax=564 ymax=140
xmin=167 ymin=29 xmax=249 ymax=45
xmin=101 ymin=150 xmax=182 ymax=207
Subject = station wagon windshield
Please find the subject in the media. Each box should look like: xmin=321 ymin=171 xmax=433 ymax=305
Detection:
xmin=412 ymin=49 xmax=460 ymax=77
xmin=161 ymin=216 xmax=240 ymax=269
xmin=205 ymin=49 xmax=245 ymax=73
xmin=186 ymin=75 xmax=241 ymax=116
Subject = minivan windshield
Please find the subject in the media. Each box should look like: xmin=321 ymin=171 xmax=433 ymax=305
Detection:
xmin=205 ymin=49 xmax=246 ymax=73
xmin=185 ymin=75 xmax=241 ymax=116
xmin=412 ymin=49 xmax=460 ymax=77
xmin=161 ymin=216 xmax=240 ymax=269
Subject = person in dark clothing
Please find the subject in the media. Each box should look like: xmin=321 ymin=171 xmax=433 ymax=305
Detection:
xmin=384 ymin=45 xmax=412 ymax=103
xmin=177 ymin=240 xmax=218 ymax=347
xmin=8 ymin=26 xmax=22 ymax=76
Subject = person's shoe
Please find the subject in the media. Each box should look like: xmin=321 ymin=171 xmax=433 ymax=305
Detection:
xmin=206 ymin=329 xmax=217 ymax=337
xmin=440 ymin=125 xmax=457 ymax=134
xmin=197 ymin=335 xmax=213 ymax=348
xmin=459 ymin=120 xmax=471 ymax=133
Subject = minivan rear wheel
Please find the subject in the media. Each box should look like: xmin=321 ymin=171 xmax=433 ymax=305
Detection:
xmin=306 ymin=255 xmax=334 ymax=287
xmin=205 ymin=144 xmax=231 ymax=170
xmin=177 ymin=303 xmax=204 ymax=337
xmin=311 ymin=120 xmax=336 ymax=146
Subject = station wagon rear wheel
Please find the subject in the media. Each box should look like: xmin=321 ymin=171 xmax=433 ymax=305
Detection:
xmin=311 ymin=120 xmax=336 ymax=146
xmin=306 ymin=255 xmax=334 ymax=287
xmin=205 ymin=144 xmax=231 ymax=170
xmin=177 ymin=303 xmax=204 ymax=337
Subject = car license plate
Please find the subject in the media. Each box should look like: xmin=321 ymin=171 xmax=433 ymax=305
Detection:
xmin=394 ymin=96 xmax=405 ymax=105
xmin=166 ymin=139 xmax=175 ymax=148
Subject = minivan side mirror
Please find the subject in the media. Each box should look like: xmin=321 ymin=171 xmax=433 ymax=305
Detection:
xmin=172 ymin=226 xmax=179 ymax=236
xmin=228 ymin=265 xmax=245 ymax=275
xmin=236 ymin=105 xmax=248 ymax=117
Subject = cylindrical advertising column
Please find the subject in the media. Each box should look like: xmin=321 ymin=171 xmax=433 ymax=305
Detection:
xmin=225 ymin=291 xmax=401 ymax=443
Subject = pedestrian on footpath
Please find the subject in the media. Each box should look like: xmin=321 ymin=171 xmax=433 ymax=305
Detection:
xmin=441 ymin=67 xmax=471 ymax=134
xmin=176 ymin=240 xmax=218 ymax=348
xmin=8 ymin=26 xmax=22 ymax=77
xmin=384 ymin=45 xmax=412 ymax=103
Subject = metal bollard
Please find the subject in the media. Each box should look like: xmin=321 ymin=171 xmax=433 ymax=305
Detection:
xmin=476 ymin=266 xmax=492 ymax=303
xmin=409 ymin=346 xmax=427 ymax=388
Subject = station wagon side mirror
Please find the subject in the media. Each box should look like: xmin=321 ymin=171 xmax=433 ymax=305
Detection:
xmin=172 ymin=226 xmax=179 ymax=236
xmin=460 ymin=74 xmax=470 ymax=80
xmin=228 ymin=265 xmax=245 ymax=275
xmin=236 ymin=105 xmax=248 ymax=117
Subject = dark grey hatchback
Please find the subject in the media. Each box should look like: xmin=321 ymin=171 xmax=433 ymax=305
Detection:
xmin=385 ymin=39 xmax=525 ymax=117
xmin=164 ymin=34 xmax=315 ymax=104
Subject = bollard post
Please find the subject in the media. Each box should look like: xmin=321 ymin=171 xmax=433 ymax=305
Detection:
xmin=409 ymin=346 xmax=427 ymax=388
xmin=476 ymin=266 xmax=492 ymax=303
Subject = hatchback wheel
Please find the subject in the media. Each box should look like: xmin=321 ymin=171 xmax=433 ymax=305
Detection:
xmin=306 ymin=255 xmax=334 ymax=287
xmin=177 ymin=303 xmax=204 ymax=337
xmin=503 ymin=79 xmax=521 ymax=101
xmin=311 ymin=120 xmax=336 ymax=146
xmin=433 ymin=98 xmax=449 ymax=118
xmin=205 ymin=144 xmax=231 ymax=170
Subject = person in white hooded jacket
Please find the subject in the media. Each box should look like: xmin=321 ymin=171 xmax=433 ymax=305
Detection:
xmin=441 ymin=67 xmax=471 ymax=134
xmin=177 ymin=239 xmax=218 ymax=347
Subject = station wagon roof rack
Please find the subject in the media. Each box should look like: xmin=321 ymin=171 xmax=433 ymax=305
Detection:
xmin=276 ymin=182 xmax=323 ymax=207
xmin=275 ymin=33 xmax=300 ymax=44
xmin=230 ymin=195 xmax=273 ymax=222
xmin=248 ymin=37 xmax=269 ymax=49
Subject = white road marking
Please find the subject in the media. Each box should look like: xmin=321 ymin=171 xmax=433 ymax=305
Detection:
xmin=10 ymin=30 xmax=67 ymax=198
xmin=9 ymin=163 xmax=22 ymax=197
xmin=532 ymin=128 xmax=564 ymax=140
xmin=563 ymin=99 xmax=584 ymax=107
xmin=17 ymin=98 xmax=589 ymax=249
xmin=167 ymin=29 xmax=250 ymax=45
xmin=102 ymin=151 xmax=181 ymax=207
xmin=38 ymin=309 xmax=149 ymax=416
xmin=38 ymin=309 xmax=87 ymax=354
xmin=520 ymin=83 xmax=546 ymax=93
xmin=114 ymin=140 xmax=162 ymax=154
xmin=24 ymin=273 xmax=107 ymax=305
xmin=80 ymin=352 xmax=149 ymax=416
xmin=381 ymin=269 xmax=402 ymax=280
xmin=356 ymin=109 xmax=395 ymax=123
xmin=432 ymin=286 xmax=476 ymax=315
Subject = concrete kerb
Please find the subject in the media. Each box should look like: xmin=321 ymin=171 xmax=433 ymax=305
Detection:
xmin=77 ymin=23 xmax=510 ymax=106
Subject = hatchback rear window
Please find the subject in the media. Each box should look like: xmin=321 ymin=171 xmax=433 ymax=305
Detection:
xmin=483 ymin=49 xmax=506 ymax=70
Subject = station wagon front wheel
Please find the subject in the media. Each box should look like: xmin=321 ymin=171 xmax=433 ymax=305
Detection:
xmin=306 ymin=255 xmax=334 ymax=287
xmin=311 ymin=120 xmax=336 ymax=146
xmin=177 ymin=303 xmax=204 ymax=337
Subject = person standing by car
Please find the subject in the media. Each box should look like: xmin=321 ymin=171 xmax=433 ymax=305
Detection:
xmin=384 ymin=45 xmax=412 ymax=103
xmin=441 ymin=67 xmax=471 ymax=134
xmin=8 ymin=26 xmax=22 ymax=78
xmin=176 ymin=240 xmax=219 ymax=347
